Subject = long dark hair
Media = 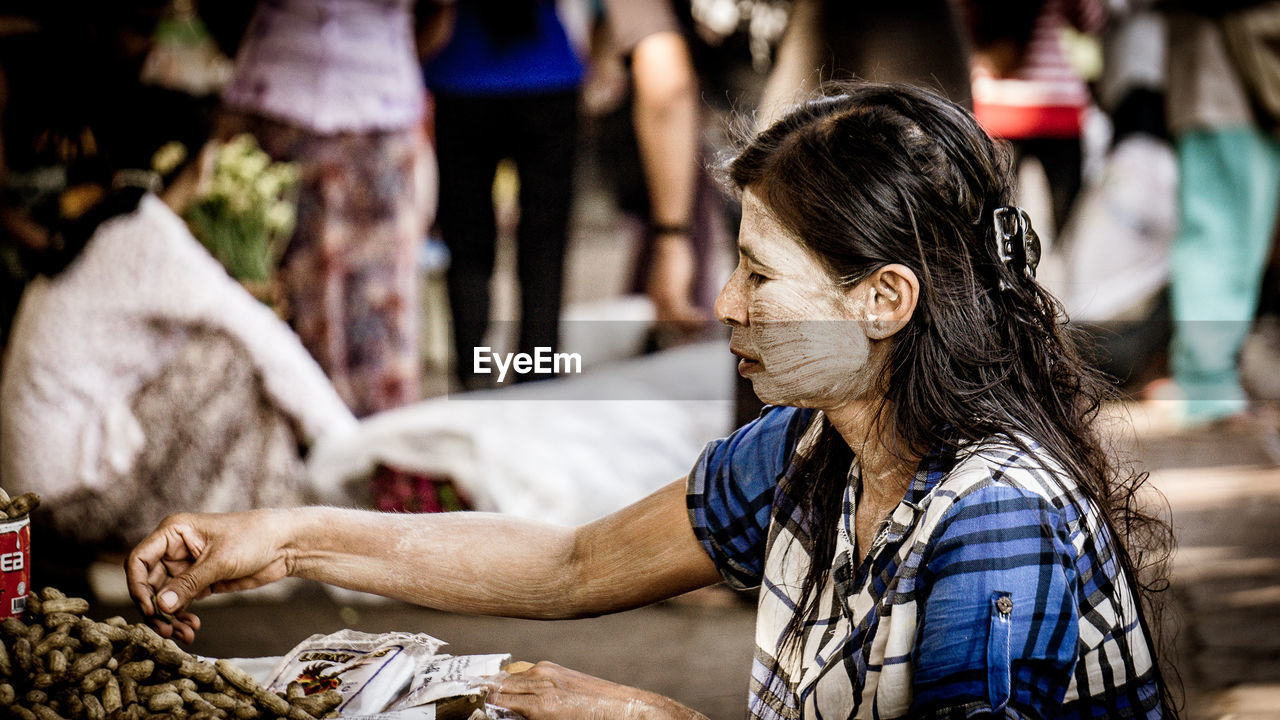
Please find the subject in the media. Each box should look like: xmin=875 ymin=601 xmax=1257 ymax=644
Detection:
xmin=726 ymin=82 xmax=1177 ymax=713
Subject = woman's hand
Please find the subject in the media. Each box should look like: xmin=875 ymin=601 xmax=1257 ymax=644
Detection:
xmin=126 ymin=509 xmax=293 ymax=642
xmin=488 ymin=662 xmax=708 ymax=720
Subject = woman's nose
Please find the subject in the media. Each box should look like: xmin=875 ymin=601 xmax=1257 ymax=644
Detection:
xmin=714 ymin=275 xmax=747 ymax=327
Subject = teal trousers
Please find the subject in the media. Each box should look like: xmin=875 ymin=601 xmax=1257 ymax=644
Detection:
xmin=1171 ymin=127 xmax=1280 ymax=420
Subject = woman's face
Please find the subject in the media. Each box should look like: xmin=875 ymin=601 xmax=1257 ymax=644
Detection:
xmin=715 ymin=190 xmax=884 ymax=409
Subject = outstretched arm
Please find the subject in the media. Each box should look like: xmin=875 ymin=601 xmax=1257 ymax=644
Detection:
xmin=127 ymin=479 xmax=722 ymax=639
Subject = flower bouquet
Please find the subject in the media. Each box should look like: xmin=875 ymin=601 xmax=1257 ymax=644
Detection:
xmin=184 ymin=133 xmax=298 ymax=287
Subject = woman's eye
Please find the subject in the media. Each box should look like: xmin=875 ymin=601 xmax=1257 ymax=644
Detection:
xmin=748 ymin=271 xmax=768 ymax=285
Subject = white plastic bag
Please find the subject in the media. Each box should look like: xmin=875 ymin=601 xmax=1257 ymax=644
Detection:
xmin=387 ymin=654 xmax=510 ymax=711
xmin=1053 ymin=134 xmax=1178 ymax=323
xmin=307 ymin=341 xmax=735 ymax=526
xmin=264 ymin=630 xmax=444 ymax=716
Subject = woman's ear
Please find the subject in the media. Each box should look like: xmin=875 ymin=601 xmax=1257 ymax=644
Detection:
xmin=857 ymin=263 xmax=919 ymax=340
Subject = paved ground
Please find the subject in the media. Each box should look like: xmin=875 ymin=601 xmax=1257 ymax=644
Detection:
xmin=1135 ymin=427 xmax=1280 ymax=719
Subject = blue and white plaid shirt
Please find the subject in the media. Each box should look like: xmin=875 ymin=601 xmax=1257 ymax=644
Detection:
xmin=687 ymin=406 xmax=1164 ymax=719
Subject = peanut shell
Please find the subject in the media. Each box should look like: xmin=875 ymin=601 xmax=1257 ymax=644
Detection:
xmin=0 ymin=637 xmax=12 ymax=675
xmin=149 ymin=690 xmax=185 ymax=712
xmin=69 ymin=645 xmax=111 ymax=678
xmin=6 ymin=491 xmax=40 ymax=518
xmin=215 ymin=659 xmax=260 ymax=695
xmin=80 ymin=667 xmax=111 ymax=693
xmin=119 ymin=659 xmax=155 ymax=681
xmin=102 ymin=677 xmax=123 ymax=713
xmin=30 ymin=704 xmax=66 ymax=720
xmin=25 ymin=688 xmax=48 ymax=704
xmin=83 ymin=693 xmax=106 ymax=720
xmin=40 ymin=598 xmax=89 ymax=616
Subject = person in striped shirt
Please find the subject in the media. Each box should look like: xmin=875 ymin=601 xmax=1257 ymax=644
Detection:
xmin=965 ymin=0 xmax=1107 ymax=236
xmin=127 ymin=82 xmax=1175 ymax=719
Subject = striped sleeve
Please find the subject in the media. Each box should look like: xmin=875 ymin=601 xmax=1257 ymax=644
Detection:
xmin=1062 ymin=0 xmax=1107 ymax=34
xmin=911 ymin=481 xmax=1081 ymax=718
xmin=685 ymin=405 xmax=812 ymax=589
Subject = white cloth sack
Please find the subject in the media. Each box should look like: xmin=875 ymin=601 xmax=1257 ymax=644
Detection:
xmin=308 ymin=341 xmax=737 ymax=526
xmin=1050 ymin=134 xmax=1178 ymax=322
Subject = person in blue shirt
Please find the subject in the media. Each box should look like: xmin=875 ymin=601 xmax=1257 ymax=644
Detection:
xmin=127 ymin=82 xmax=1175 ymax=719
xmin=423 ymin=0 xmax=586 ymax=391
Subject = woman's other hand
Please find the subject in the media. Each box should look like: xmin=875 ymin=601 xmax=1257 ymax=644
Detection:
xmin=488 ymin=662 xmax=708 ymax=720
xmin=125 ymin=509 xmax=292 ymax=641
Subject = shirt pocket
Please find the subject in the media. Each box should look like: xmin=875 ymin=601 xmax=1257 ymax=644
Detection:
xmin=987 ymin=590 xmax=1014 ymax=712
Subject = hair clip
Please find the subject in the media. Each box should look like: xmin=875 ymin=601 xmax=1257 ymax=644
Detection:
xmin=993 ymin=206 xmax=1041 ymax=289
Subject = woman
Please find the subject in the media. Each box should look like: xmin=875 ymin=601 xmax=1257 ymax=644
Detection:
xmin=217 ymin=0 xmax=432 ymax=417
xmin=128 ymin=83 xmax=1173 ymax=718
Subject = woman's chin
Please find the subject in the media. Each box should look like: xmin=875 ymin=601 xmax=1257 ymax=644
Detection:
xmin=747 ymin=381 xmax=796 ymax=408
xmin=748 ymin=378 xmax=865 ymax=411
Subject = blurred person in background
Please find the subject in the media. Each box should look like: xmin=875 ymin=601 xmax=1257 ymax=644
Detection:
xmin=1049 ymin=0 xmax=1175 ymax=392
xmin=423 ymin=0 xmax=705 ymax=388
xmin=589 ymin=0 xmax=714 ymax=340
xmin=217 ymin=0 xmax=434 ymax=418
xmin=962 ymin=0 xmax=1106 ymax=238
xmin=0 ymin=0 xmax=200 ymax=355
xmin=0 ymin=11 xmax=47 ymax=355
xmin=1157 ymin=1 xmax=1280 ymax=426
xmin=756 ymin=0 xmax=973 ymax=125
xmin=420 ymin=0 xmax=586 ymax=391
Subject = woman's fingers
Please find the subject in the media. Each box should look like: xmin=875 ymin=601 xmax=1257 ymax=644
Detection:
xmin=127 ymin=513 xmax=238 ymax=623
xmin=485 ymin=662 xmax=692 ymax=720
xmin=127 ymin=525 xmax=185 ymax=616
xmin=126 ymin=516 xmax=221 ymax=642
xmin=161 ymin=556 xmax=194 ymax=578
xmin=486 ymin=691 xmax=544 ymax=718
xmin=128 ymin=509 xmax=293 ymax=638
xmin=168 ymin=611 xmax=202 ymax=643
xmin=128 ymin=516 xmax=203 ymax=610
xmin=485 ymin=663 xmax=561 ymax=719
xmin=150 ymin=611 xmax=202 ymax=643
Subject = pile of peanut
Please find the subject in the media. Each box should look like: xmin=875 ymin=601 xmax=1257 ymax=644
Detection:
xmin=0 ymin=489 xmax=40 ymax=519
xmin=0 ymin=588 xmax=343 ymax=720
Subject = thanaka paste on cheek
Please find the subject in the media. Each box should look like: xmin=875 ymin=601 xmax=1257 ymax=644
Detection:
xmin=747 ymin=291 xmax=877 ymax=408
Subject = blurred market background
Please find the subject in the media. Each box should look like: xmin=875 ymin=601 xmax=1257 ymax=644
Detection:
xmin=3 ymin=1 xmax=1280 ymax=718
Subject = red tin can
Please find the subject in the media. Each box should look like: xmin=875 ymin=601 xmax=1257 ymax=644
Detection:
xmin=0 ymin=515 xmax=31 ymax=618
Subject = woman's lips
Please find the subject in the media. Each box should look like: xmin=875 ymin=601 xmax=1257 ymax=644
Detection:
xmin=731 ymin=347 xmax=761 ymax=373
